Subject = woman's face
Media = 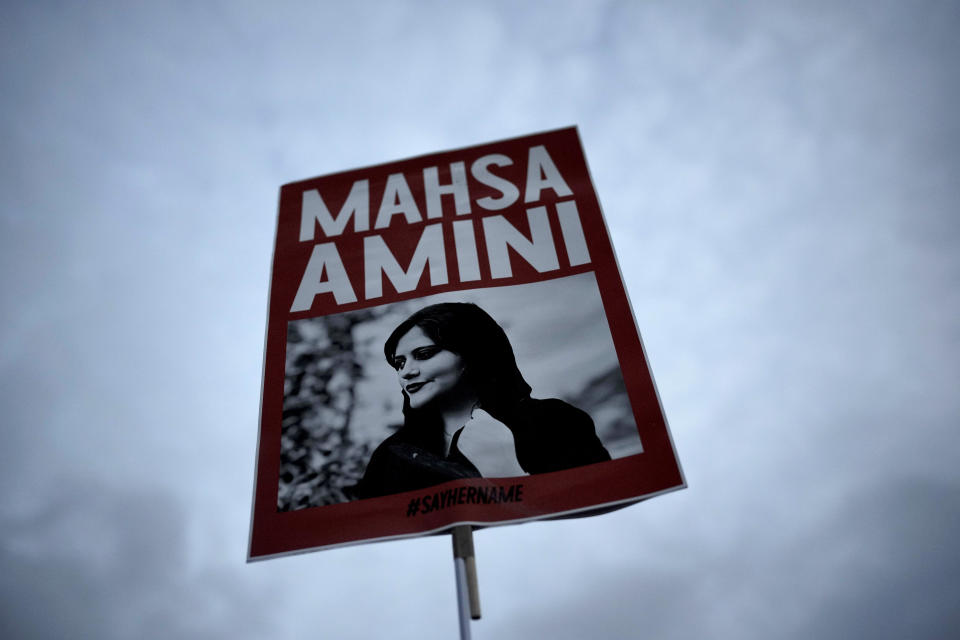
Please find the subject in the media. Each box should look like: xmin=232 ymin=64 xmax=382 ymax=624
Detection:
xmin=392 ymin=325 xmax=468 ymax=409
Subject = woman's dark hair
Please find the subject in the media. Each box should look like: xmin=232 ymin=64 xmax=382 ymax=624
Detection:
xmin=384 ymin=303 xmax=531 ymax=419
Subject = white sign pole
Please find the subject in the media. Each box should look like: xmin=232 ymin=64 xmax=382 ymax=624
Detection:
xmin=452 ymin=525 xmax=480 ymax=638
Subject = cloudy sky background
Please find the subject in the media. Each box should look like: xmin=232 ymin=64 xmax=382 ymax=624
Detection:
xmin=2 ymin=1 xmax=958 ymax=638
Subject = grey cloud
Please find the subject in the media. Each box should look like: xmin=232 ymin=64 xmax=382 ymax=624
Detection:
xmin=489 ymin=477 xmax=960 ymax=640
xmin=790 ymin=478 xmax=960 ymax=639
xmin=1 ymin=479 xmax=271 ymax=640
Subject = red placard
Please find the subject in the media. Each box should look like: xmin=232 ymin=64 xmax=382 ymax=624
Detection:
xmin=248 ymin=127 xmax=684 ymax=560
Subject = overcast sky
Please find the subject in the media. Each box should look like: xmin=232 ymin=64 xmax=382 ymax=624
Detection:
xmin=2 ymin=1 xmax=958 ymax=638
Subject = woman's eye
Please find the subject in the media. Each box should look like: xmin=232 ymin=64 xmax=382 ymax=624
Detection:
xmin=413 ymin=348 xmax=438 ymax=360
xmin=393 ymin=357 xmax=405 ymax=370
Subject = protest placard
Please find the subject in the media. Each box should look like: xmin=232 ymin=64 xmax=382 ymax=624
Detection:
xmin=249 ymin=127 xmax=684 ymax=559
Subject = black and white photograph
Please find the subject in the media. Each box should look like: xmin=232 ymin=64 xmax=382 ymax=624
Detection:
xmin=279 ymin=272 xmax=642 ymax=510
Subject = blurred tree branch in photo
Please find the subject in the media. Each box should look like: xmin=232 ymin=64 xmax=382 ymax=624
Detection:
xmin=565 ymin=366 xmax=642 ymax=458
xmin=278 ymin=309 xmax=388 ymax=510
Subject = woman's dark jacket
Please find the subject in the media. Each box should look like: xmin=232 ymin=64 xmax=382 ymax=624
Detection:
xmin=353 ymin=397 xmax=610 ymax=499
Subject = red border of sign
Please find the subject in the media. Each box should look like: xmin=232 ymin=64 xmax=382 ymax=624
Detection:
xmin=248 ymin=127 xmax=684 ymax=560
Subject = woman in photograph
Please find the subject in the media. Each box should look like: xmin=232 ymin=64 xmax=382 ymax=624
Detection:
xmin=353 ymin=302 xmax=610 ymax=499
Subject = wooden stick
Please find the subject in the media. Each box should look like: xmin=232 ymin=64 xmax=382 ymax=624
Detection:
xmin=452 ymin=525 xmax=481 ymax=620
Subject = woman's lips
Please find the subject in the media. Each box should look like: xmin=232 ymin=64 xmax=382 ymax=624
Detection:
xmin=406 ymin=381 xmax=427 ymax=393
